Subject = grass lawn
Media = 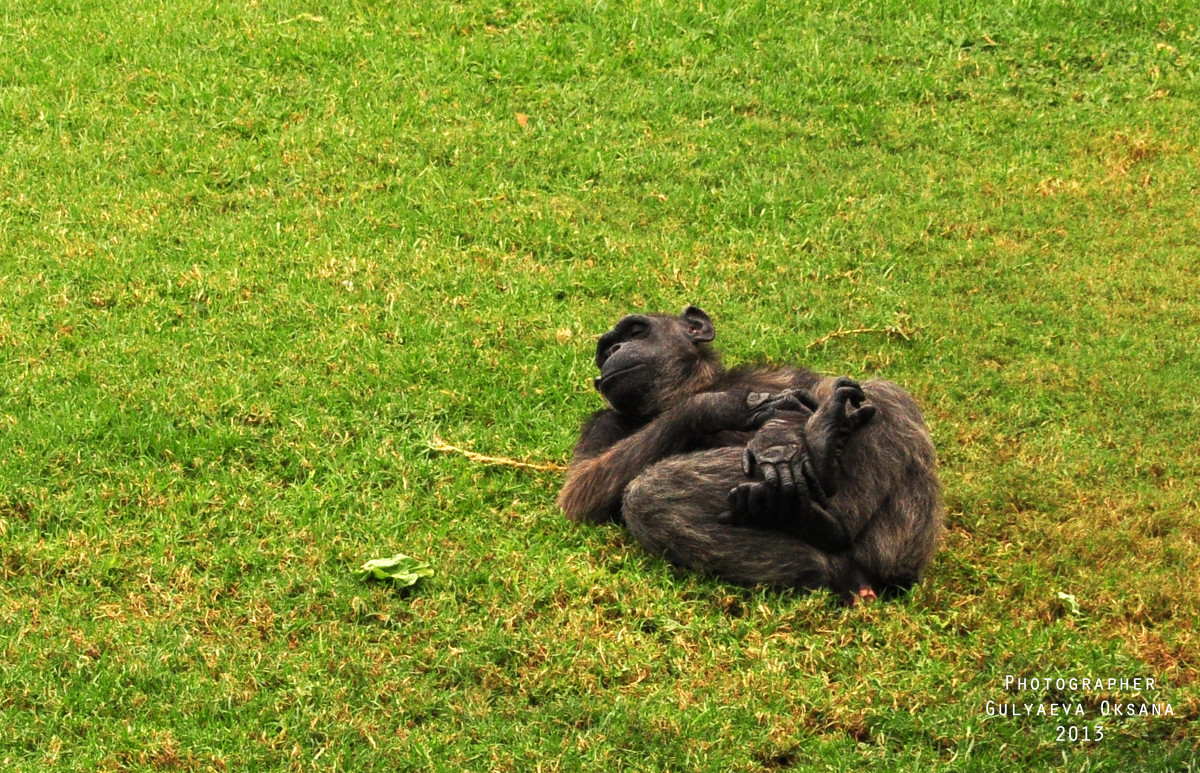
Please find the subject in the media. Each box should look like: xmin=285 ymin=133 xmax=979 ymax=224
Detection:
xmin=1 ymin=0 xmax=1197 ymax=769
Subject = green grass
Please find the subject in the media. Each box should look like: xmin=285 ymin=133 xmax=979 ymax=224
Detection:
xmin=1 ymin=0 xmax=1198 ymax=769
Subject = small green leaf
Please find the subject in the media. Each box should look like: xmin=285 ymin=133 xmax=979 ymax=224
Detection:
xmin=1056 ymin=591 xmax=1082 ymax=616
xmin=355 ymin=553 xmax=433 ymax=587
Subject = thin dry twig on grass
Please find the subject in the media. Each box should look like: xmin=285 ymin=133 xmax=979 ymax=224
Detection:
xmin=429 ymin=435 xmax=566 ymax=472
xmin=806 ymin=325 xmax=915 ymax=350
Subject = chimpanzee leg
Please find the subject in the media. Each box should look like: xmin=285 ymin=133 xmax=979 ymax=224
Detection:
xmin=622 ymin=448 xmax=846 ymax=591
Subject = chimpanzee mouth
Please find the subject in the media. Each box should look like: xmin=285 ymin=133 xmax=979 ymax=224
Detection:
xmin=596 ymin=363 xmax=646 ymax=389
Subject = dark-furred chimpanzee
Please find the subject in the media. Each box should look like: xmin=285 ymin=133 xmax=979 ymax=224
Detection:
xmin=557 ymin=306 xmax=942 ymax=603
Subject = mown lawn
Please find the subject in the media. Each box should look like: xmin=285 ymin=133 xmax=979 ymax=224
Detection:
xmin=1 ymin=0 xmax=1197 ymax=769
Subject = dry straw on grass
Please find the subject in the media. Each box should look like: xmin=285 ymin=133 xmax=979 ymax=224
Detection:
xmin=429 ymin=435 xmax=566 ymax=472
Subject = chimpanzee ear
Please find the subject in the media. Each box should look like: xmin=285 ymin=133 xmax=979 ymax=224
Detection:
xmin=681 ymin=305 xmax=715 ymax=343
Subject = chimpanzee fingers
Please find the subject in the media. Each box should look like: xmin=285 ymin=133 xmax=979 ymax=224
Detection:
xmin=831 ymin=376 xmax=863 ymax=395
xmin=833 ymin=384 xmax=866 ymax=409
xmin=742 ymin=447 xmax=757 ymax=477
xmin=777 ymin=463 xmax=796 ymax=498
xmin=720 ymin=491 xmax=738 ymax=523
xmin=763 ymin=391 xmax=813 ymax=418
xmin=742 ymin=408 xmax=770 ymax=431
xmin=748 ymin=480 xmax=775 ymax=515
xmin=771 ymin=391 xmax=807 ymax=415
xmin=743 ymin=392 xmax=784 ymax=430
xmin=760 ymin=463 xmax=780 ymax=490
xmin=794 ymin=473 xmax=815 ymax=508
xmin=734 ymin=483 xmax=752 ymax=517
xmin=846 ymin=402 xmax=876 ymax=429
xmin=792 ymin=388 xmax=820 ymax=412
xmin=745 ymin=391 xmax=772 ymax=410
xmin=800 ymin=457 xmax=829 ymax=507
xmin=723 ymin=485 xmax=750 ymax=522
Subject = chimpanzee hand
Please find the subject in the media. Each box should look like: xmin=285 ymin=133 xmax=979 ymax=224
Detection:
xmin=721 ymin=415 xmax=816 ymax=525
xmin=804 ymin=377 xmax=876 ymax=497
xmin=687 ymin=387 xmax=816 ymax=434
xmin=740 ymin=387 xmax=818 ymax=431
xmin=720 ymin=416 xmax=854 ymax=552
xmin=744 ymin=413 xmax=811 ymax=495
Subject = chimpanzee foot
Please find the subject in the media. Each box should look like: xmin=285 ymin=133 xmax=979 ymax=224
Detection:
xmin=847 ymin=586 xmax=877 ymax=606
xmin=834 ymin=563 xmax=876 ymax=606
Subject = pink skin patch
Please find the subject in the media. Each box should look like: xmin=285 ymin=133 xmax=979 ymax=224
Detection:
xmin=847 ymin=587 xmax=877 ymax=606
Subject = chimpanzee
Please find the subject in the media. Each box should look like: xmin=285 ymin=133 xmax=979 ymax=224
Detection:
xmin=557 ymin=306 xmax=942 ymax=603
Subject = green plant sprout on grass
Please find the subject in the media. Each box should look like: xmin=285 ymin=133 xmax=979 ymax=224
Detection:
xmin=355 ymin=553 xmax=433 ymax=587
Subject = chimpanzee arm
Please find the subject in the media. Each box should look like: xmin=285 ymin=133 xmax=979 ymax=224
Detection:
xmin=558 ymin=390 xmax=805 ymax=524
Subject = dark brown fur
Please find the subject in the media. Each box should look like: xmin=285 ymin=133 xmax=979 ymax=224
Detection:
xmin=558 ymin=306 xmax=943 ymax=599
